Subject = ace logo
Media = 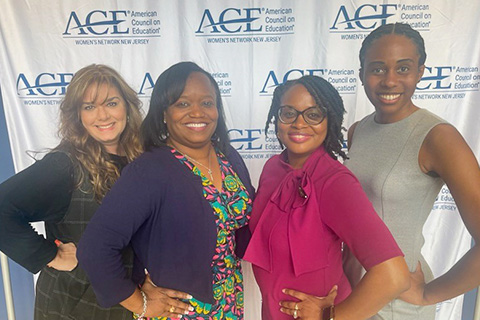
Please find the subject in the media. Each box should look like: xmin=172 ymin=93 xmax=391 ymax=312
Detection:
xmin=195 ymin=8 xmax=262 ymax=34
xmin=16 ymin=73 xmax=73 ymax=96
xmin=417 ymin=67 xmax=453 ymax=90
xmin=260 ymin=69 xmax=327 ymax=95
xmin=330 ymin=4 xmax=397 ymax=31
xmin=63 ymin=10 xmax=129 ymax=36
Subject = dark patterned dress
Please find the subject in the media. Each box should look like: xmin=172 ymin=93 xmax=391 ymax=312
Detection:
xmin=35 ymin=153 xmax=134 ymax=320
xmin=0 ymin=151 xmax=133 ymax=320
xmin=143 ymin=146 xmax=251 ymax=320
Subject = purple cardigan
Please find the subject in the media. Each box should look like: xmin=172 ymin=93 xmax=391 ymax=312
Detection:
xmin=77 ymin=145 xmax=254 ymax=307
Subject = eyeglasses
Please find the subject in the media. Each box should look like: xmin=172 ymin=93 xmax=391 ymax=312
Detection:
xmin=278 ymin=106 xmax=327 ymax=125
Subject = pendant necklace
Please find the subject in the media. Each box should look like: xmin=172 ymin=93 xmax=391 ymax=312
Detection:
xmin=183 ymin=147 xmax=214 ymax=182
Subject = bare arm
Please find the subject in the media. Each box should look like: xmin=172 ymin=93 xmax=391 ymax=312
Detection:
xmin=400 ymin=124 xmax=480 ymax=305
xmin=336 ymin=256 xmax=409 ymax=319
xmin=281 ymin=256 xmax=409 ymax=320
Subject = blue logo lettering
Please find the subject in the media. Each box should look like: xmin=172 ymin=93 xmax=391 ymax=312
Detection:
xmin=138 ymin=73 xmax=156 ymax=95
xmin=417 ymin=66 xmax=452 ymax=90
xmin=16 ymin=73 xmax=73 ymax=96
xmin=196 ymin=8 xmax=261 ymax=34
xmin=63 ymin=10 xmax=129 ymax=36
xmin=229 ymin=129 xmax=262 ymax=150
xmin=330 ymin=4 xmax=397 ymax=30
xmin=260 ymin=69 xmax=326 ymax=94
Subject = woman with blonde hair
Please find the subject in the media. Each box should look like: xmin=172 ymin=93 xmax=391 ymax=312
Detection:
xmin=0 ymin=64 xmax=143 ymax=319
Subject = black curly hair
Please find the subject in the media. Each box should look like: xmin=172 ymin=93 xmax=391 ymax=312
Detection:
xmin=265 ymin=75 xmax=347 ymax=160
xmin=359 ymin=22 xmax=426 ymax=69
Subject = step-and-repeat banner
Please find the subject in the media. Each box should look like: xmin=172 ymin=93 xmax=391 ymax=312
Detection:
xmin=0 ymin=1 xmax=479 ymax=319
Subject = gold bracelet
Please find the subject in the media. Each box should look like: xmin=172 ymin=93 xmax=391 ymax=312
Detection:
xmin=134 ymin=290 xmax=147 ymax=319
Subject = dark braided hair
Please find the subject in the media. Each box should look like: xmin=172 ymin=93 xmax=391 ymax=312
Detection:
xmin=265 ymin=75 xmax=347 ymax=160
xmin=359 ymin=22 xmax=426 ymax=69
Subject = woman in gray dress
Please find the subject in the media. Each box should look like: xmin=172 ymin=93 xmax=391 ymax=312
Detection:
xmin=345 ymin=22 xmax=480 ymax=320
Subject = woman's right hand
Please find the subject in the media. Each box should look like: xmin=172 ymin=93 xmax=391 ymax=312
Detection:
xmin=280 ymin=285 xmax=338 ymax=320
xmin=141 ymin=273 xmax=194 ymax=318
xmin=46 ymin=241 xmax=78 ymax=271
xmin=398 ymin=261 xmax=429 ymax=305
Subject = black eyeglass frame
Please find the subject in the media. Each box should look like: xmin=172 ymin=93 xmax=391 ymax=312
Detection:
xmin=277 ymin=105 xmax=327 ymax=125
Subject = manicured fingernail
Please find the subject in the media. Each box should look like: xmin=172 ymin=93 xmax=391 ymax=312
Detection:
xmin=186 ymin=294 xmax=193 ymax=299
xmin=188 ymin=306 xmax=194 ymax=311
xmin=282 ymin=289 xmax=286 ymax=293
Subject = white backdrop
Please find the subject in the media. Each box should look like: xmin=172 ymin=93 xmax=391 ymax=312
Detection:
xmin=0 ymin=1 xmax=479 ymax=319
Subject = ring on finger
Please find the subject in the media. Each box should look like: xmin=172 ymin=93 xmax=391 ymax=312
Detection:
xmin=169 ymin=306 xmax=175 ymax=313
xmin=293 ymin=309 xmax=298 ymax=319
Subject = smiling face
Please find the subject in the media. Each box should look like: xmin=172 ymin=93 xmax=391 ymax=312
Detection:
xmin=80 ymin=82 xmax=127 ymax=154
xmin=165 ymin=72 xmax=218 ymax=151
xmin=360 ymin=34 xmax=425 ymax=123
xmin=277 ymin=84 xmax=328 ymax=169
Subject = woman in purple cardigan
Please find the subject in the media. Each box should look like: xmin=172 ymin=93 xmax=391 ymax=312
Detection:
xmin=77 ymin=61 xmax=254 ymax=319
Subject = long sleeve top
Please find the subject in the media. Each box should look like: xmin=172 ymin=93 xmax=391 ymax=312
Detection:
xmin=0 ymin=152 xmax=73 ymax=272
xmin=244 ymin=146 xmax=403 ymax=320
xmin=77 ymin=145 xmax=254 ymax=307
xmin=0 ymin=152 xmax=127 ymax=273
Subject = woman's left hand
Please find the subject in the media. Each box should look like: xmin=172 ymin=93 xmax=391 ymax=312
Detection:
xmin=280 ymin=285 xmax=337 ymax=319
xmin=47 ymin=241 xmax=78 ymax=271
xmin=398 ymin=261 xmax=429 ymax=306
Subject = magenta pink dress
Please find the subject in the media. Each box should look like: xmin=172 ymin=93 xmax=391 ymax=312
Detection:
xmin=243 ymin=147 xmax=403 ymax=320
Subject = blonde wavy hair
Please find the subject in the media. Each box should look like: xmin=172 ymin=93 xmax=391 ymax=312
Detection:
xmin=55 ymin=64 xmax=143 ymax=202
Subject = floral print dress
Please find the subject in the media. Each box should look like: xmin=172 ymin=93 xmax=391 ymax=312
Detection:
xmin=143 ymin=146 xmax=252 ymax=320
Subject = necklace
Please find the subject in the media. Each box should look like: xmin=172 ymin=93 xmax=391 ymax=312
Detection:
xmin=176 ymin=145 xmax=215 ymax=182
xmin=185 ymin=154 xmax=214 ymax=182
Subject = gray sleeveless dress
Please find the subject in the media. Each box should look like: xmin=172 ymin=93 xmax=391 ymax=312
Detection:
xmin=344 ymin=108 xmax=447 ymax=320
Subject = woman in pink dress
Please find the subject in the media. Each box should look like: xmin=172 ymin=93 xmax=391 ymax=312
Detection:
xmin=244 ymin=75 xmax=410 ymax=320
